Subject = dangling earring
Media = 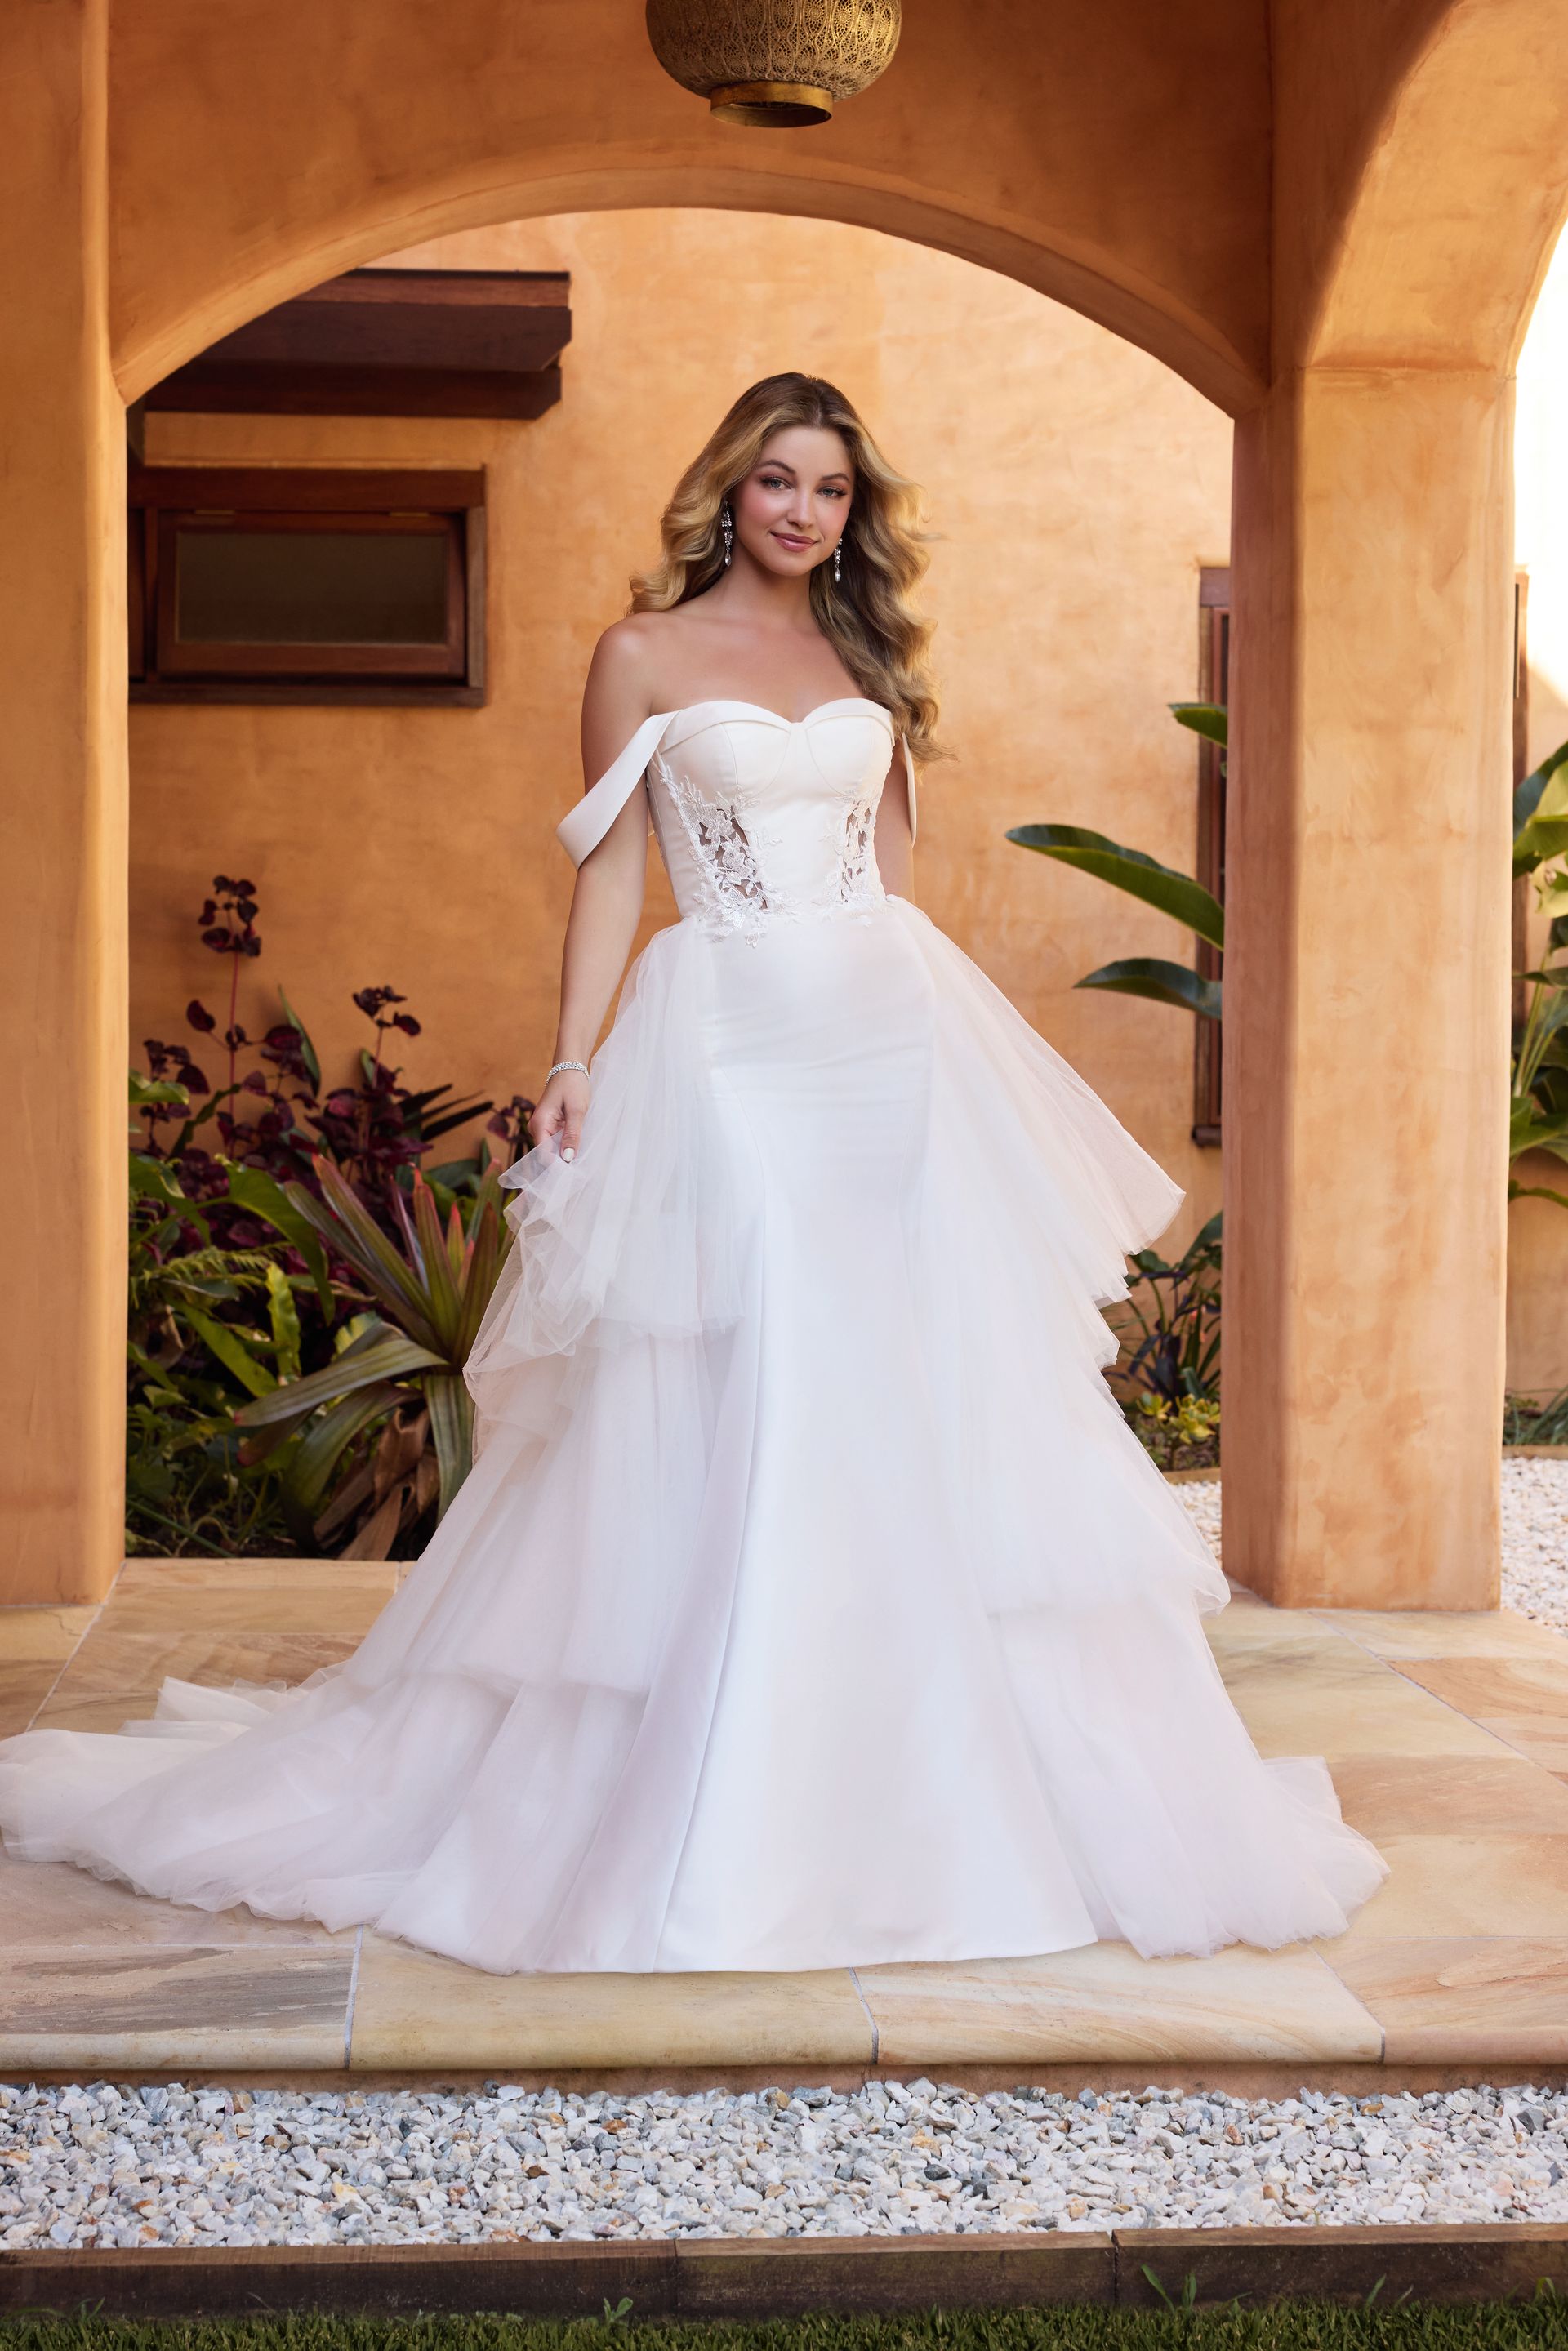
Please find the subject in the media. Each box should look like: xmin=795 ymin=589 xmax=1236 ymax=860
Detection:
xmin=721 ymin=504 xmax=733 ymax=568
xmin=833 ymin=541 xmax=843 ymax=584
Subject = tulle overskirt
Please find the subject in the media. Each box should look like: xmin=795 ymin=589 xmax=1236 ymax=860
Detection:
xmin=0 ymin=901 xmax=1388 ymax=1970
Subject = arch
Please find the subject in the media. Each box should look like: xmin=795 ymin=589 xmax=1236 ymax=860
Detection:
xmin=108 ymin=0 xmax=1272 ymax=413
xmin=1302 ymin=0 xmax=1568 ymax=375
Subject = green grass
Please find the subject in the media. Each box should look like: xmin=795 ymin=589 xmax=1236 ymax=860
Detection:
xmin=3 ymin=2303 xmax=1568 ymax=2351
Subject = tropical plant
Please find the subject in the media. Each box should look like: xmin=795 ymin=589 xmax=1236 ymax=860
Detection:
xmin=1509 ymin=739 xmax=1568 ymax=1209
xmin=124 ymin=1135 xmax=300 ymax=1556
xmin=124 ymin=867 xmax=536 ymax=1556
xmin=1503 ymin=1386 xmax=1568 ymax=1445
xmin=1104 ymin=1211 xmax=1223 ymax=1469
xmin=136 ymin=872 xmax=498 ymax=1231
xmin=232 ymin=1155 xmax=510 ymax=1558
xmin=1006 ymin=703 xmax=1226 ymax=1017
xmin=1107 ymin=1210 xmax=1223 ymax=1405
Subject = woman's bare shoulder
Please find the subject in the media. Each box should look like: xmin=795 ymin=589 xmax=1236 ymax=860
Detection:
xmin=586 ymin=609 xmax=700 ymax=719
xmin=590 ymin=609 xmax=691 ymax=670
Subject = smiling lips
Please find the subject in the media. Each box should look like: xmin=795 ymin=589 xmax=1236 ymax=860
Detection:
xmin=772 ymin=532 xmax=815 ymax=552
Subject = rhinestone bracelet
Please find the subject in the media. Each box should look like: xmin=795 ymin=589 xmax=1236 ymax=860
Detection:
xmin=547 ymin=1059 xmax=590 ymax=1082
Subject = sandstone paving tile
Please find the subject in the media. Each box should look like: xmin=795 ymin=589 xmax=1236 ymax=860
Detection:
xmin=1325 ymin=1752 xmax=1568 ymax=1838
xmin=1210 ymin=1646 xmax=1405 ymax=1712
xmin=1322 ymin=1935 xmax=1568 ymax=2063
xmin=0 ymin=1945 xmax=354 ymax=2069
xmin=107 ymin=1557 xmax=395 ymax=1638
xmin=1205 ymin=1610 xmax=1365 ymax=1656
xmin=0 ymin=1847 xmax=347 ymax=1951
xmin=0 ymin=1663 xmax=62 ymax=1738
xmin=1226 ymin=1674 xmax=1516 ymax=1761
xmin=350 ymin=1936 xmax=875 ymax=2072
xmin=1389 ymin=1656 xmax=1568 ymax=1773
xmin=1317 ymin=1608 xmax=1567 ymax=1663
xmin=0 ymin=1603 xmax=101 ymax=1664
xmin=855 ymin=1943 xmax=1381 ymax=2067
xmin=1320 ymin=1833 xmax=1568 ymax=1946
xmin=33 ymin=1627 xmax=355 ymax=1731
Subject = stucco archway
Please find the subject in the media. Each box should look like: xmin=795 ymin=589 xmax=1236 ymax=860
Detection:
xmin=1303 ymin=0 xmax=1568 ymax=375
xmin=6 ymin=0 xmax=1568 ymax=1606
xmin=105 ymin=0 xmax=1274 ymax=416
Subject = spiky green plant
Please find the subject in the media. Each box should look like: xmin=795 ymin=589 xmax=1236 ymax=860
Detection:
xmin=234 ymin=1155 xmax=507 ymax=1556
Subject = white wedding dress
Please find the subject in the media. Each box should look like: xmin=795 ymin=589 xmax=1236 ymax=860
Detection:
xmin=0 ymin=697 xmax=1388 ymax=1973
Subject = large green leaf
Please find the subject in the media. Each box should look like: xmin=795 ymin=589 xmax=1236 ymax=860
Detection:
xmin=287 ymin=1160 xmax=440 ymax=1349
xmin=265 ymin=1261 xmax=301 ymax=1383
xmin=1075 ymin=957 xmax=1223 ymax=1020
xmin=281 ymin=1380 xmax=408 ymax=1520
xmin=412 ymin=1177 xmax=463 ymax=1350
xmin=130 ymin=1153 xmax=205 ymax=1218
xmin=234 ymin=1331 xmax=444 ymax=1430
xmin=453 ymin=1197 xmax=505 ymax=1360
xmin=130 ymin=1071 xmax=190 ymax=1111
xmin=276 ymin=986 xmax=322 ymax=1092
xmin=1169 ymin=701 xmax=1228 ymax=747
xmin=425 ymin=1371 xmax=474 ymax=1517
xmin=221 ymin=1164 xmax=333 ymax=1316
xmin=1512 ymin=740 xmax=1568 ymax=874
xmin=1006 ymin=825 xmax=1225 ymax=950
xmin=1514 ymin=738 xmax=1568 ymax=833
xmin=1509 ymin=1098 xmax=1568 ymax=1158
xmin=182 ymin=1307 xmax=278 ymax=1400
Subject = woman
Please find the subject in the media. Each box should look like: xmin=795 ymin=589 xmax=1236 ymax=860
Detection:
xmin=0 ymin=374 xmax=1387 ymax=1973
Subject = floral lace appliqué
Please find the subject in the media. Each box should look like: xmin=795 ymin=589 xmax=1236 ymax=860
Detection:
xmin=664 ymin=768 xmax=773 ymax=940
xmin=813 ymin=792 xmax=884 ymax=919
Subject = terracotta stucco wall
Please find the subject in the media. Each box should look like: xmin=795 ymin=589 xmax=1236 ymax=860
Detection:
xmin=108 ymin=0 xmax=1272 ymax=411
xmin=131 ymin=207 xmax=1232 ymax=1254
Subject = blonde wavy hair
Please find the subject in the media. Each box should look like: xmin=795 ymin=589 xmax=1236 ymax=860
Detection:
xmin=629 ymin=372 xmax=943 ymax=762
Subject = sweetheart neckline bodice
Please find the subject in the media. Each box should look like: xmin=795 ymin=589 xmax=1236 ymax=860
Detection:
xmin=653 ymin=695 xmax=893 ymax=732
xmin=558 ymin=696 xmax=913 ymax=874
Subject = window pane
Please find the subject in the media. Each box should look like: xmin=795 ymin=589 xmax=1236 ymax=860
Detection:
xmin=174 ymin=528 xmax=449 ymax=647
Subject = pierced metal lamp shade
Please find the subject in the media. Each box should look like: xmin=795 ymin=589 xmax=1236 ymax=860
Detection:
xmin=646 ymin=0 xmax=901 ymax=127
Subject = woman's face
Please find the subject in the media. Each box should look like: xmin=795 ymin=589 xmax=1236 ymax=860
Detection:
xmin=730 ymin=425 xmax=854 ymax=580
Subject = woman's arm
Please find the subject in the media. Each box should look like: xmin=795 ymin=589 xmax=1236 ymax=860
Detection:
xmin=875 ymin=742 xmax=915 ymax=902
xmin=530 ymin=626 xmax=655 ymax=1163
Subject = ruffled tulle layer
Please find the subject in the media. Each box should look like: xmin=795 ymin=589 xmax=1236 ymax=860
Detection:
xmin=0 ymin=901 xmax=1388 ymax=1970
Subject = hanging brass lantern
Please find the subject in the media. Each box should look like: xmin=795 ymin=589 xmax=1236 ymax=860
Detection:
xmin=646 ymin=1 xmax=901 ymax=128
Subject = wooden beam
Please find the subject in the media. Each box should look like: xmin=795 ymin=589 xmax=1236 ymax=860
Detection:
xmin=144 ymin=269 xmax=569 ymax=419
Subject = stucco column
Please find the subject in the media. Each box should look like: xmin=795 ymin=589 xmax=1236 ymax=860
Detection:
xmin=0 ymin=0 xmax=127 ymax=1604
xmin=1223 ymin=367 xmax=1512 ymax=1610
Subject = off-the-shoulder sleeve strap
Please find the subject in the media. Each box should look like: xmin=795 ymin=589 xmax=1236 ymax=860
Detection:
xmin=899 ymin=730 xmax=918 ymax=845
xmin=556 ymin=711 xmax=675 ymax=868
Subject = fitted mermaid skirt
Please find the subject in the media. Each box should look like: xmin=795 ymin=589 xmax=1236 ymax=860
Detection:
xmin=0 ymin=701 xmax=1388 ymax=1970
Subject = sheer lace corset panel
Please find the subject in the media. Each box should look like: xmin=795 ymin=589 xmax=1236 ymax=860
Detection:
xmin=556 ymin=699 xmax=911 ymax=944
xmin=649 ymin=701 xmax=897 ymax=942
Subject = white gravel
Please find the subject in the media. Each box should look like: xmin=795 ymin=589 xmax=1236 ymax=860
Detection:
xmin=4 ymin=2079 xmax=1568 ymax=2247
xmin=1174 ymin=1457 xmax=1568 ymax=1636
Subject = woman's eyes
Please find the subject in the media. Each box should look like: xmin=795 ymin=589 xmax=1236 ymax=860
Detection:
xmin=758 ymin=475 xmax=848 ymax=498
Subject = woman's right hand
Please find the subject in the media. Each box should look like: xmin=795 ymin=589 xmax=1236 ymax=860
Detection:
xmin=530 ymin=1066 xmax=591 ymax=1163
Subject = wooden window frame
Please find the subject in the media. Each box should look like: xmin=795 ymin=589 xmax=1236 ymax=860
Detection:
xmin=127 ymin=465 xmax=487 ymax=706
xmin=1192 ymin=566 xmax=1229 ymax=1146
